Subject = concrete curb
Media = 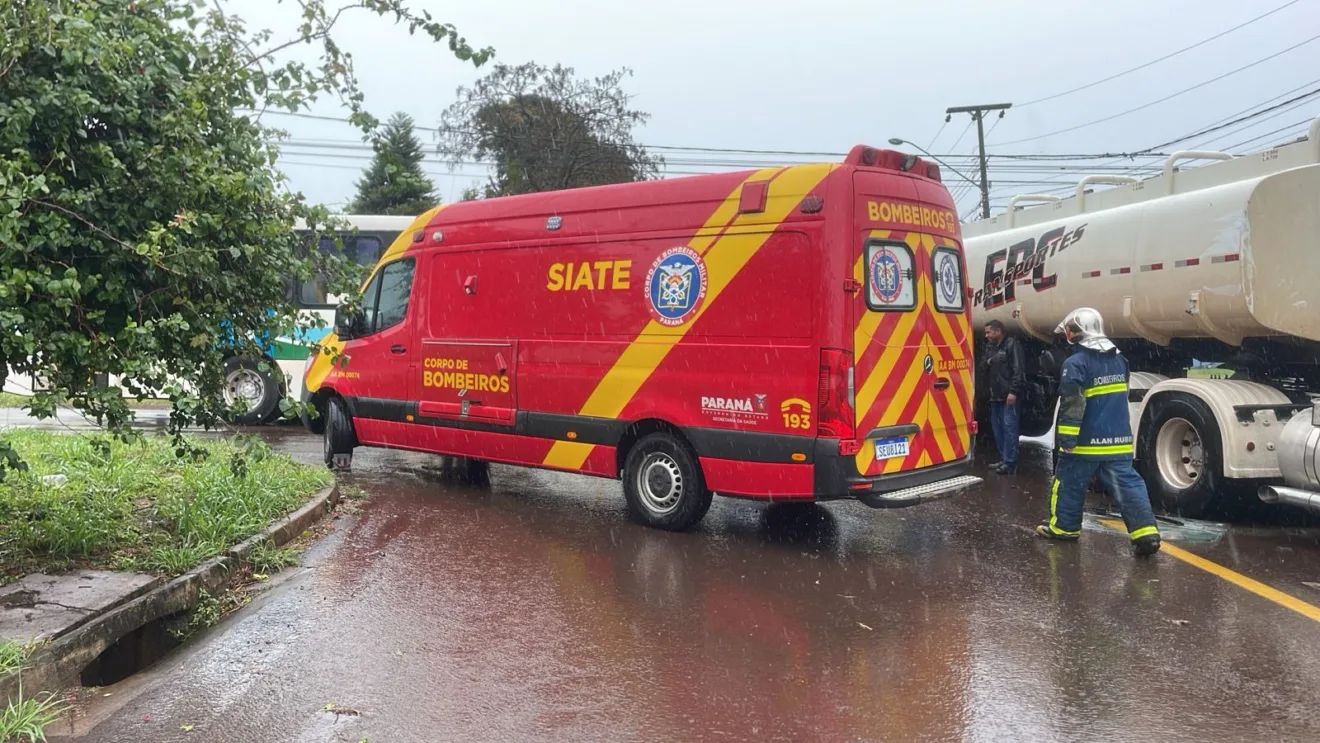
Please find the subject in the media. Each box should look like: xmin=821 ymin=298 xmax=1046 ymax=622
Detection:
xmin=1 ymin=484 xmax=340 ymax=703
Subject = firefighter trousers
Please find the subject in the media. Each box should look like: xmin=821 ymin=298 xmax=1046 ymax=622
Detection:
xmin=1046 ymin=455 xmax=1159 ymax=541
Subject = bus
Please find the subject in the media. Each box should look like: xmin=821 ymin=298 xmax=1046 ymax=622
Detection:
xmin=224 ymin=214 xmax=416 ymax=424
xmin=2 ymin=215 xmax=416 ymax=423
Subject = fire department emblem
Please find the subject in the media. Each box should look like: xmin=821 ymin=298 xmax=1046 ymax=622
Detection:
xmin=870 ymin=247 xmax=903 ymax=304
xmin=936 ymin=251 xmax=960 ymax=305
xmin=647 ymin=247 xmax=708 ymax=326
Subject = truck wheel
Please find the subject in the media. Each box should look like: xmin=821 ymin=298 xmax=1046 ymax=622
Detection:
xmin=622 ymin=432 xmax=712 ymax=531
xmin=323 ymin=396 xmax=356 ymax=470
xmin=222 ymin=357 xmax=281 ymax=426
xmin=1137 ymin=392 xmax=1239 ymax=517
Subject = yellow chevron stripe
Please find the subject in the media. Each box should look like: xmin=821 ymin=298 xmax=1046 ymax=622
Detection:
xmin=851 ymin=229 xmax=893 ymax=353
xmin=885 ymin=400 xmax=929 ymax=473
xmin=928 ymin=310 xmax=969 ymax=431
xmin=852 ymin=231 xmax=925 ymax=422
xmin=543 ymin=164 xmax=837 ymax=470
xmin=305 ymin=206 xmax=446 ymax=394
xmin=924 ymin=388 xmax=956 ymax=463
xmin=855 ymin=329 xmax=930 ymax=474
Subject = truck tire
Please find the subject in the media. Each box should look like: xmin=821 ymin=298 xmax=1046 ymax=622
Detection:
xmin=222 ymin=357 xmax=282 ymax=426
xmin=323 ymin=396 xmax=356 ymax=470
xmin=622 ymin=432 xmax=712 ymax=531
xmin=1136 ymin=392 xmax=1240 ymax=517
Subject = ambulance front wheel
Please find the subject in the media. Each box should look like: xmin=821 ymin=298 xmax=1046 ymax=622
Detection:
xmin=323 ymin=396 xmax=357 ymax=471
xmin=623 ymin=433 xmax=713 ymax=531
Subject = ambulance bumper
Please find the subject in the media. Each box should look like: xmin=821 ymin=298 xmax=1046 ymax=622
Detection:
xmin=812 ymin=445 xmax=981 ymax=508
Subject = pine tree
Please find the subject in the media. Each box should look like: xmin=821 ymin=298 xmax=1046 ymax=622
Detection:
xmin=349 ymin=112 xmax=439 ymax=215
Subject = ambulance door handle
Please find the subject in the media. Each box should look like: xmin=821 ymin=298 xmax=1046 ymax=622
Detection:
xmin=933 ymin=377 xmax=951 ymax=390
xmin=495 ymin=352 xmax=508 ymax=375
xmin=390 ymin=345 xmax=407 ymax=355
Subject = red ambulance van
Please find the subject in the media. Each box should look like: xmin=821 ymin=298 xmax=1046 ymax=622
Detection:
xmin=302 ymin=147 xmax=982 ymax=530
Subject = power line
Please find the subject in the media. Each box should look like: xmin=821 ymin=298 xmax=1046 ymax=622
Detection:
xmin=1139 ymin=85 xmax=1320 ymax=152
xmin=277 ymin=157 xmax=746 ymax=179
xmin=1194 ymin=101 xmax=1320 ymax=148
xmin=272 ymin=137 xmax=1178 ymax=172
xmin=925 ymin=119 xmax=948 ymax=151
xmin=1016 ymin=1 xmax=1303 ymax=108
xmin=1175 ymin=77 xmax=1320 ymax=134
xmin=946 ymin=120 xmax=975 ymax=153
xmin=993 ymin=32 xmax=1320 ymax=147
xmin=1221 ymin=117 xmax=1315 ymax=151
xmin=250 ymin=110 xmax=851 ymax=158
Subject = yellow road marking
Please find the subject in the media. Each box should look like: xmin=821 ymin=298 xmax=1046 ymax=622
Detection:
xmin=1099 ymin=519 xmax=1320 ymax=624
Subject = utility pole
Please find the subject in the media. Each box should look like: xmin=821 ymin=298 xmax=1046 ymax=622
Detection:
xmin=946 ymin=103 xmax=1012 ymax=219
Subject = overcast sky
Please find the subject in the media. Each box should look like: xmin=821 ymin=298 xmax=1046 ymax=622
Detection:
xmin=230 ymin=0 xmax=1320 ymax=217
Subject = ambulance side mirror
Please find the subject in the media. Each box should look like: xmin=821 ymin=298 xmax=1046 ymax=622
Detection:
xmin=334 ymin=308 xmax=362 ymax=341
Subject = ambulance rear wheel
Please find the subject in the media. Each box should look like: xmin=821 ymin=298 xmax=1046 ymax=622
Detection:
xmin=323 ymin=396 xmax=356 ymax=471
xmin=623 ymin=433 xmax=712 ymax=531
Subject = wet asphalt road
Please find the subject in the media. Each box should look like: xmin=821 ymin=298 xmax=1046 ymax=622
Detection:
xmin=38 ymin=428 xmax=1320 ymax=742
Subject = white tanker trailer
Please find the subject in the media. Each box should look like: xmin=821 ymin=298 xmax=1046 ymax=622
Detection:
xmin=962 ymin=117 xmax=1320 ymax=518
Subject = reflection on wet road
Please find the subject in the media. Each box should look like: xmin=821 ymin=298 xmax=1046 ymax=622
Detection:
xmin=60 ymin=434 xmax=1320 ymax=742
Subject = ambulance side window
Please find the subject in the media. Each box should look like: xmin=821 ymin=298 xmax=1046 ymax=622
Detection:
xmin=373 ymin=258 xmax=415 ymax=333
xmin=931 ymin=248 xmax=966 ymax=313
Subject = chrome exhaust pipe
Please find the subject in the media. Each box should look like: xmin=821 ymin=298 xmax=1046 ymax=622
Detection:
xmin=1258 ymin=485 xmax=1320 ymax=514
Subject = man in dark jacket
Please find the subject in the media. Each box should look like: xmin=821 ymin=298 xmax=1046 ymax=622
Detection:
xmin=1037 ymin=307 xmax=1160 ymax=557
xmin=982 ymin=319 xmax=1025 ymax=475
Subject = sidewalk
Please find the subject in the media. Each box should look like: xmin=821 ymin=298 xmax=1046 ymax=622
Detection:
xmin=0 ymin=406 xmax=175 ymax=432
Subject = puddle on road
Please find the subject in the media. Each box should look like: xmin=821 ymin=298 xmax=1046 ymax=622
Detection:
xmin=1082 ymin=510 xmax=1228 ymax=544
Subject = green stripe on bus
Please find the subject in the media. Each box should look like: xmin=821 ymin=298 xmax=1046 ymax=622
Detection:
xmin=270 ymin=339 xmax=313 ymax=361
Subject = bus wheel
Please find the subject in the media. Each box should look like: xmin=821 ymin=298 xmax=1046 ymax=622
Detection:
xmin=1136 ymin=392 xmax=1241 ymax=518
xmin=622 ymin=432 xmax=712 ymax=531
xmin=222 ymin=357 xmax=281 ymax=426
xmin=323 ymin=396 xmax=356 ymax=471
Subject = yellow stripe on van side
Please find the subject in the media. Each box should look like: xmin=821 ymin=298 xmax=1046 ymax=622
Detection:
xmin=305 ymin=206 xmax=446 ymax=394
xmin=542 ymin=164 xmax=837 ymax=470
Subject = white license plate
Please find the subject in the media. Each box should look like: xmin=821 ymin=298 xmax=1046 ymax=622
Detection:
xmin=873 ymin=436 xmax=910 ymax=461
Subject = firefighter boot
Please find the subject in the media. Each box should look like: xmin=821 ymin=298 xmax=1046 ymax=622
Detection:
xmin=1132 ymin=533 xmax=1161 ymax=557
xmin=1035 ymin=523 xmax=1079 ymax=542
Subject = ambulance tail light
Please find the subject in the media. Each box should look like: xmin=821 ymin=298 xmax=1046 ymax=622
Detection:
xmin=817 ymin=348 xmax=856 ymax=443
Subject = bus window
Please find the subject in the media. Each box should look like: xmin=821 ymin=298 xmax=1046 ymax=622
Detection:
xmin=292 ymin=234 xmax=384 ymax=307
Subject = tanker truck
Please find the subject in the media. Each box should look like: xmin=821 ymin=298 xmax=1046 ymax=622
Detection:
xmin=961 ymin=117 xmax=1320 ymax=518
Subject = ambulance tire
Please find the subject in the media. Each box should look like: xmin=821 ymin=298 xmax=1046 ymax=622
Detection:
xmin=441 ymin=456 xmax=490 ymax=487
xmin=323 ymin=396 xmax=356 ymax=471
xmin=622 ymin=433 xmax=712 ymax=532
xmin=1136 ymin=393 xmax=1243 ymax=518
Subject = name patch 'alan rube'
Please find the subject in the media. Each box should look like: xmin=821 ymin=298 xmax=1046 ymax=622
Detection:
xmin=302 ymin=144 xmax=982 ymax=531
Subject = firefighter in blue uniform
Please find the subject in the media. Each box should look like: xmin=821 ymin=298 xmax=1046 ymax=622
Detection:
xmin=1038 ymin=307 xmax=1161 ymax=557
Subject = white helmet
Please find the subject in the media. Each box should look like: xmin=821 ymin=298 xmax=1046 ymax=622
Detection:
xmin=1056 ymin=307 xmax=1116 ymax=352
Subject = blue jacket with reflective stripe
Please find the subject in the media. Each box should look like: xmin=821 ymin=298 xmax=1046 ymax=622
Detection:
xmin=1055 ymin=346 xmax=1133 ymax=459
